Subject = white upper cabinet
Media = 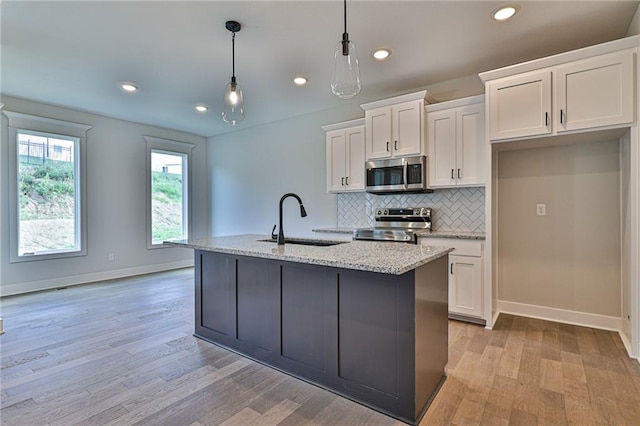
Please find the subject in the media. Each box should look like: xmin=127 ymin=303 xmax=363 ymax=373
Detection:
xmin=485 ymin=48 xmax=635 ymax=143
xmin=555 ymin=50 xmax=634 ymax=133
xmin=366 ymin=107 xmax=393 ymax=159
xmin=457 ymin=104 xmax=485 ymax=186
xmin=393 ymin=100 xmax=424 ymax=156
xmin=428 ymin=109 xmax=456 ymax=187
xmin=488 ymin=71 xmax=551 ymax=141
xmin=362 ymin=91 xmax=430 ymax=160
xmin=323 ymin=120 xmax=365 ymax=193
xmin=326 ymin=130 xmax=347 ymax=192
xmin=427 ymin=96 xmax=485 ymax=188
xmin=345 ymin=126 xmax=365 ymax=190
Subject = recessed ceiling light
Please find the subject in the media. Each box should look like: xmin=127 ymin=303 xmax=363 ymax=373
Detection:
xmin=121 ymin=83 xmax=138 ymax=92
xmin=492 ymin=5 xmax=518 ymax=21
xmin=372 ymin=49 xmax=391 ymax=61
xmin=293 ymin=76 xmax=308 ymax=86
xmin=195 ymin=105 xmax=208 ymax=112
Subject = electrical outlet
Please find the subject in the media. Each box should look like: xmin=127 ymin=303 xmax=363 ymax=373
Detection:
xmin=108 ymin=253 xmax=115 ymax=262
xmin=536 ymin=204 xmax=546 ymax=216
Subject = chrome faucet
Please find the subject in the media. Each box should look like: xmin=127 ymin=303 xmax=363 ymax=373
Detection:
xmin=273 ymin=193 xmax=307 ymax=245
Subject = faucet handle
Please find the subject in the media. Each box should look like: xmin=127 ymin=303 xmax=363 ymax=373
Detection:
xmin=271 ymin=224 xmax=277 ymax=240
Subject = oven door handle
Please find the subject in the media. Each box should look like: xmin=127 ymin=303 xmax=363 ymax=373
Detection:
xmin=403 ymin=160 xmax=408 ymax=189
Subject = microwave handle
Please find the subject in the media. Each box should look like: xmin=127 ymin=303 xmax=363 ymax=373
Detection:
xmin=403 ymin=160 xmax=408 ymax=189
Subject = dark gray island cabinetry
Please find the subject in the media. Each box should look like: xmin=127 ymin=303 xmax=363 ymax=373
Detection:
xmin=166 ymin=235 xmax=451 ymax=425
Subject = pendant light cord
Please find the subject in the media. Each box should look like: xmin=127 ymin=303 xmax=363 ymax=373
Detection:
xmin=341 ymin=0 xmax=349 ymax=55
xmin=231 ymin=31 xmax=236 ymax=82
xmin=343 ymin=0 xmax=347 ymax=35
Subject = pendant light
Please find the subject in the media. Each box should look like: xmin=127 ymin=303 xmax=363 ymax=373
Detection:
xmin=222 ymin=20 xmax=245 ymax=126
xmin=331 ymin=0 xmax=361 ymax=99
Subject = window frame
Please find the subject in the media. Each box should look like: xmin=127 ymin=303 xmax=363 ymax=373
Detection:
xmin=144 ymin=136 xmax=194 ymax=249
xmin=5 ymin=111 xmax=91 ymax=263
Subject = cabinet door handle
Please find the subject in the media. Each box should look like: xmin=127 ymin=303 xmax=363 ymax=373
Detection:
xmin=458 ymin=168 xmax=461 ymax=179
xmin=341 ymin=177 xmax=344 ymax=186
xmin=560 ymin=109 xmax=564 ymax=124
xmin=345 ymin=176 xmax=349 ymax=185
xmin=386 ymin=141 xmax=390 ymax=152
xmin=450 ymin=263 xmax=454 ymax=274
xmin=394 ymin=140 xmax=398 ymax=151
xmin=451 ymin=169 xmax=454 ymax=179
xmin=545 ymin=112 xmax=549 ymax=126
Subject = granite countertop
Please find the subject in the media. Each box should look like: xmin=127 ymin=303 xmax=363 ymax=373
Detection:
xmin=312 ymin=227 xmax=485 ymax=240
xmin=165 ymin=234 xmax=452 ymax=275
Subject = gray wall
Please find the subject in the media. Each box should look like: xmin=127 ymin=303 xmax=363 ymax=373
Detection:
xmin=208 ymin=105 xmax=363 ymax=238
xmin=0 ymin=96 xmax=208 ymax=295
xmin=496 ymin=139 xmax=621 ymax=317
xmin=627 ymin=3 xmax=640 ymax=36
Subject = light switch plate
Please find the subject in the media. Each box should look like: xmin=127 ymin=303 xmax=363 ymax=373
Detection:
xmin=536 ymin=204 xmax=546 ymax=216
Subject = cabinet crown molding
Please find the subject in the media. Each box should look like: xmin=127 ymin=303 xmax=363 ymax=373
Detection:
xmin=425 ymin=94 xmax=484 ymax=113
xmin=321 ymin=118 xmax=365 ymax=132
xmin=360 ymin=90 xmax=436 ymax=111
xmin=479 ymin=35 xmax=639 ymax=82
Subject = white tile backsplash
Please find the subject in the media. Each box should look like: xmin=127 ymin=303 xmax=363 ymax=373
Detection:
xmin=337 ymin=187 xmax=485 ymax=232
xmin=336 ymin=192 xmax=369 ymax=227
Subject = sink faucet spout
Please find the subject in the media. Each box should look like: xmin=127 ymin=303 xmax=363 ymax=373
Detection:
xmin=277 ymin=193 xmax=307 ymax=245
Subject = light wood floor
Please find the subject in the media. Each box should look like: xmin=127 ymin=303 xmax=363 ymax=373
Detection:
xmin=1 ymin=269 xmax=639 ymax=425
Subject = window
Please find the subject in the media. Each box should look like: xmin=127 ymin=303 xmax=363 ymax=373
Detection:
xmin=5 ymin=111 xmax=91 ymax=262
xmin=145 ymin=136 xmax=194 ymax=248
xmin=150 ymin=150 xmax=187 ymax=245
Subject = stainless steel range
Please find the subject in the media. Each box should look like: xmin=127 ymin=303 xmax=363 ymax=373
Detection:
xmin=353 ymin=207 xmax=431 ymax=244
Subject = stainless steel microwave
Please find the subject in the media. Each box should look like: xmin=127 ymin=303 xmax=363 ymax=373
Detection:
xmin=365 ymin=155 xmax=431 ymax=194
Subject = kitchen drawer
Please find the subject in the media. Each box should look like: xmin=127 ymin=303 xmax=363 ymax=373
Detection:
xmin=420 ymin=237 xmax=483 ymax=257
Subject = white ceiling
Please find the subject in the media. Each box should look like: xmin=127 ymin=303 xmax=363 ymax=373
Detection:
xmin=2 ymin=1 xmax=638 ymax=137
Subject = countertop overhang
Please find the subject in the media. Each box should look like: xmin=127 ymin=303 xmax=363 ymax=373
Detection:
xmin=165 ymin=234 xmax=453 ymax=275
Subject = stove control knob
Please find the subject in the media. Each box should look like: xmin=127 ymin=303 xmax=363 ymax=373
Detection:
xmin=376 ymin=210 xmax=382 ymax=216
xmin=384 ymin=209 xmax=389 ymax=216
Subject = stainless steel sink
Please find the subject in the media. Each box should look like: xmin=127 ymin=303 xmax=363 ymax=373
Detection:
xmin=259 ymin=238 xmax=346 ymax=247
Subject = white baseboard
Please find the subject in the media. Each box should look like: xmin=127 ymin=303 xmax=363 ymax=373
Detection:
xmin=0 ymin=260 xmax=194 ymax=297
xmin=496 ymin=300 xmax=622 ymax=332
xmin=487 ymin=309 xmax=500 ymax=330
xmin=618 ymin=331 xmax=639 ymax=362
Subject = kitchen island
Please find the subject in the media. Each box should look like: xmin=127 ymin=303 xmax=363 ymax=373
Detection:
xmin=166 ymin=235 xmax=452 ymax=425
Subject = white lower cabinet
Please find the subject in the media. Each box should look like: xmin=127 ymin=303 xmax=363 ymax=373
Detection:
xmin=420 ymin=237 xmax=484 ymax=322
xmin=448 ymin=254 xmax=483 ymax=319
